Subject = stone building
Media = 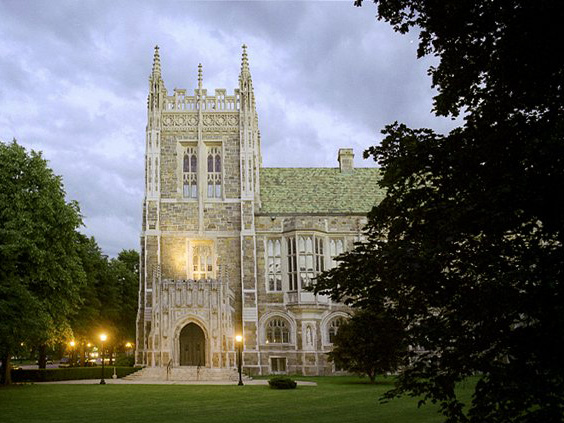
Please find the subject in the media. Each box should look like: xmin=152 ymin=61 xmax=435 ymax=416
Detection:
xmin=135 ymin=46 xmax=383 ymax=376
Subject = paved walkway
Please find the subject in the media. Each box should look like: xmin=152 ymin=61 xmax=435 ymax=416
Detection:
xmin=35 ymin=378 xmax=317 ymax=386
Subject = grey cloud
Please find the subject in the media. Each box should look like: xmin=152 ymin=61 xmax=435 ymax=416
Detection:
xmin=0 ymin=1 xmax=455 ymax=257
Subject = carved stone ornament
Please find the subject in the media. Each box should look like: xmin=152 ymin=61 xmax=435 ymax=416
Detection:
xmin=161 ymin=113 xmax=239 ymax=129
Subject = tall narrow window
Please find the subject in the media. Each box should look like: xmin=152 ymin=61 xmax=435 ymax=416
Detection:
xmin=328 ymin=317 xmax=344 ymax=343
xmin=298 ymin=236 xmax=315 ymax=288
xmin=329 ymin=238 xmax=344 ymax=268
xmin=183 ymin=147 xmax=197 ymax=198
xmin=266 ymin=239 xmax=282 ymax=292
xmin=147 ymin=158 xmax=152 ymax=191
xmin=287 ymin=237 xmax=298 ymax=291
xmin=192 ymin=245 xmax=213 ymax=279
xmin=287 ymin=235 xmax=325 ymax=290
xmin=154 ymin=158 xmax=158 ymax=192
xmin=315 ymin=237 xmax=324 ymax=274
xmin=207 ymin=146 xmax=222 ymax=198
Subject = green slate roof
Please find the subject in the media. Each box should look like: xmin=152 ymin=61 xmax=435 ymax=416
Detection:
xmin=259 ymin=167 xmax=384 ymax=214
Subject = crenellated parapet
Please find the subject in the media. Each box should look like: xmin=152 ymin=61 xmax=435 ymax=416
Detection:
xmin=164 ymin=88 xmax=240 ymax=112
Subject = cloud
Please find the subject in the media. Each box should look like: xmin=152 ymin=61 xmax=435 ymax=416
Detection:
xmin=0 ymin=1 xmax=456 ymax=256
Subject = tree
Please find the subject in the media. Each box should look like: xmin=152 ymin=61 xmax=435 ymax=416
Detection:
xmin=328 ymin=310 xmax=405 ymax=383
xmin=111 ymin=249 xmax=139 ymax=343
xmin=70 ymin=241 xmax=139 ymax=365
xmin=0 ymin=140 xmax=85 ymax=384
xmin=316 ymin=1 xmax=564 ymax=422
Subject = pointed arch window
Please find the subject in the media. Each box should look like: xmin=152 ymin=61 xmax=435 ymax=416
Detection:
xmin=266 ymin=239 xmax=282 ymax=291
xmin=329 ymin=238 xmax=344 ymax=268
xmin=328 ymin=317 xmax=344 ymax=344
xmin=183 ymin=147 xmax=197 ymax=198
xmin=266 ymin=318 xmax=290 ymax=344
xmin=207 ymin=146 xmax=222 ymax=198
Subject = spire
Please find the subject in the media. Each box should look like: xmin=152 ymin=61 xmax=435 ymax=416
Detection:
xmin=240 ymin=44 xmax=251 ymax=80
xmin=151 ymin=45 xmax=161 ymax=79
xmin=198 ymin=63 xmax=203 ymax=90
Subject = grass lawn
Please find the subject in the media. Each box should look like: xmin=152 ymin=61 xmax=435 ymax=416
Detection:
xmin=0 ymin=376 xmax=473 ymax=423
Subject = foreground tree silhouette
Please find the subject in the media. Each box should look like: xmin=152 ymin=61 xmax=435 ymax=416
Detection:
xmin=329 ymin=310 xmax=405 ymax=383
xmin=0 ymin=140 xmax=85 ymax=384
xmin=316 ymin=1 xmax=564 ymax=422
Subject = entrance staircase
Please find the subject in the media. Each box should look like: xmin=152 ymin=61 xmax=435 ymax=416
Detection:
xmin=123 ymin=366 xmax=250 ymax=382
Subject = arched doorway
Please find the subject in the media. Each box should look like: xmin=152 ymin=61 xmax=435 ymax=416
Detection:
xmin=179 ymin=323 xmax=206 ymax=366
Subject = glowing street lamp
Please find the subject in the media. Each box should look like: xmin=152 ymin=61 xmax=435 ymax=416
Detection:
xmin=69 ymin=340 xmax=76 ymax=367
xmin=99 ymin=333 xmax=107 ymax=385
xmin=125 ymin=342 xmax=133 ymax=357
xmin=235 ymin=335 xmax=244 ymax=386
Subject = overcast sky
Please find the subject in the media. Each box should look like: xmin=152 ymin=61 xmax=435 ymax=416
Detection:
xmin=0 ymin=0 xmax=456 ymax=257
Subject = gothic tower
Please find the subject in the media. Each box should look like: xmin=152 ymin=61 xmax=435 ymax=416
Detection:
xmin=136 ymin=45 xmax=261 ymax=369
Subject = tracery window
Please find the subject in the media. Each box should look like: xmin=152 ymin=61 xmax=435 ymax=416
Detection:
xmin=207 ymin=146 xmax=222 ymax=198
xmin=329 ymin=238 xmax=344 ymax=268
xmin=192 ymin=245 xmax=213 ymax=279
xmin=328 ymin=317 xmax=344 ymax=344
xmin=266 ymin=318 xmax=290 ymax=344
xmin=266 ymin=239 xmax=282 ymax=292
xmin=183 ymin=147 xmax=197 ymax=198
xmin=287 ymin=235 xmax=325 ymax=290
xmin=287 ymin=237 xmax=298 ymax=291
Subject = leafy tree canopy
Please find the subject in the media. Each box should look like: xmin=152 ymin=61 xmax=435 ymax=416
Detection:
xmin=71 ymin=238 xmax=139 ymax=346
xmin=329 ymin=310 xmax=406 ymax=383
xmin=316 ymin=1 xmax=564 ymax=422
xmin=0 ymin=140 xmax=85 ymax=383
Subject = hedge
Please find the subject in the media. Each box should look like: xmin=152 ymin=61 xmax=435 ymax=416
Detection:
xmin=11 ymin=367 xmax=142 ymax=382
xmin=268 ymin=376 xmax=297 ymax=389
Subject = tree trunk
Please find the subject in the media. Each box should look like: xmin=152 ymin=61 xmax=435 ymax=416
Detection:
xmin=368 ymin=370 xmax=376 ymax=384
xmin=38 ymin=345 xmax=47 ymax=369
xmin=1 ymin=353 xmax=12 ymax=385
xmin=109 ymin=345 xmax=114 ymax=366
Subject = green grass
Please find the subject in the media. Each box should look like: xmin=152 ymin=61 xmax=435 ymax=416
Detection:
xmin=0 ymin=376 xmax=473 ymax=423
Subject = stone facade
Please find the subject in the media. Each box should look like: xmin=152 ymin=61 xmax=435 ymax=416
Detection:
xmin=135 ymin=46 xmax=382 ymax=376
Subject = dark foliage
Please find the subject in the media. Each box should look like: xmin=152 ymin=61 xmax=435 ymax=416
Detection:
xmin=71 ymin=240 xmax=139 ymax=354
xmin=328 ymin=310 xmax=405 ymax=383
xmin=316 ymin=1 xmax=564 ymax=422
xmin=0 ymin=140 xmax=84 ymax=384
xmin=11 ymin=366 xmax=141 ymax=382
xmin=268 ymin=376 xmax=297 ymax=390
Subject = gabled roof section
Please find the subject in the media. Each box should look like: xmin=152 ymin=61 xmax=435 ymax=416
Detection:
xmin=259 ymin=167 xmax=384 ymax=214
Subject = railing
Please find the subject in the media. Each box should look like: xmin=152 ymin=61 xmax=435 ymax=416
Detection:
xmin=285 ymin=291 xmax=330 ymax=306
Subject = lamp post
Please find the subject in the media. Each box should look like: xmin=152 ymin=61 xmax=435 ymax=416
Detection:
xmin=235 ymin=335 xmax=244 ymax=386
xmin=69 ymin=341 xmax=75 ymax=367
xmin=99 ymin=334 xmax=107 ymax=385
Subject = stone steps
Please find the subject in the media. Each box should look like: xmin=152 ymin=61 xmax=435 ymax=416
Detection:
xmin=123 ymin=366 xmax=250 ymax=382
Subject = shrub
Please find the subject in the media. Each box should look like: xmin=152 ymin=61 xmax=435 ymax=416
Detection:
xmin=11 ymin=366 xmax=141 ymax=382
xmin=114 ymin=354 xmax=135 ymax=367
xmin=268 ymin=376 xmax=297 ymax=389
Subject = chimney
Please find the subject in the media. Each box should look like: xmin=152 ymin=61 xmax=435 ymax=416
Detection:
xmin=338 ymin=148 xmax=354 ymax=174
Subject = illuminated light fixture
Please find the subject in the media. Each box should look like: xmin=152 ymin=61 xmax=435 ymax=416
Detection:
xmin=235 ymin=334 xmax=244 ymax=386
xmin=99 ymin=333 xmax=108 ymax=385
